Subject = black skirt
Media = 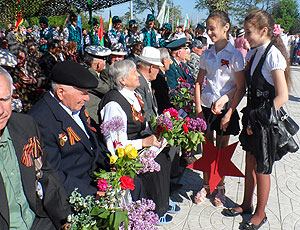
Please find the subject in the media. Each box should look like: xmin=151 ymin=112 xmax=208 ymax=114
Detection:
xmin=202 ymin=106 xmax=240 ymax=136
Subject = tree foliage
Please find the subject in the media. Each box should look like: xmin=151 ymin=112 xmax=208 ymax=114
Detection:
xmin=132 ymin=0 xmax=183 ymax=28
xmin=195 ymin=0 xmax=230 ymax=13
xmin=270 ymin=0 xmax=299 ymax=32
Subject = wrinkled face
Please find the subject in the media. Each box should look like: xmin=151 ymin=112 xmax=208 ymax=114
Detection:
xmin=206 ymin=17 xmax=229 ymax=43
xmin=0 ymin=74 xmax=12 ymax=132
xmin=122 ymin=66 xmax=140 ymax=91
xmin=244 ymin=22 xmax=266 ymax=48
xmin=176 ymin=48 xmax=186 ymax=62
xmin=149 ymin=64 xmax=160 ymax=81
xmin=111 ymin=54 xmax=124 ymax=64
xmin=57 ymin=85 xmax=89 ymax=112
xmin=163 ymin=56 xmax=171 ymax=71
xmin=193 ymin=46 xmax=206 ymax=56
xmin=93 ymin=58 xmax=106 ymax=72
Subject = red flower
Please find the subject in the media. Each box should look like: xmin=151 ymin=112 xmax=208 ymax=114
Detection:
xmin=163 ymin=108 xmax=179 ymax=120
xmin=183 ymin=123 xmax=188 ymax=133
xmin=97 ymin=179 xmax=108 ymax=192
xmin=178 ymin=77 xmax=186 ymax=82
xmin=156 ymin=125 xmax=164 ymax=137
xmin=185 ymin=117 xmax=191 ymax=122
xmin=113 ymin=140 xmax=123 ymax=148
xmin=165 ymin=126 xmax=169 ymax=131
xmin=120 ymin=176 xmax=135 ymax=191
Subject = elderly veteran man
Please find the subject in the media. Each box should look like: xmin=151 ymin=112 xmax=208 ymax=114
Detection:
xmin=126 ymin=36 xmax=144 ymax=63
xmin=0 ymin=67 xmax=71 ymax=229
xmin=135 ymin=47 xmax=163 ymax=122
xmin=165 ymin=37 xmax=193 ymax=90
xmin=28 ymin=61 xmax=109 ymax=196
xmin=83 ymin=45 xmax=112 ymax=123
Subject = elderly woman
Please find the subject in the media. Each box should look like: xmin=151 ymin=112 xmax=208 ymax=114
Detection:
xmin=98 ymin=59 xmax=175 ymax=225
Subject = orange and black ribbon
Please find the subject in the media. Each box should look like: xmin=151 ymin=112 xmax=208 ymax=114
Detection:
xmin=67 ymin=127 xmax=81 ymax=146
xmin=135 ymin=93 xmax=144 ymax=110
xmin=84 ymin=109 xmax=97 ymax=132
xmin=221 ymin=59 xmax=230 ymax=68
xmin=21 ymin=137 xmax=43 ymax=167
xmin=131 ymin=105 xmax=144 ymax=123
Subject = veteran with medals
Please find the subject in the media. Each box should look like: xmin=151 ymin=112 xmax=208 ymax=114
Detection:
xmin=0 ymin=67 xmax=71 ymax=230
xmin=28 ymin=61 xmax=109 ymax=197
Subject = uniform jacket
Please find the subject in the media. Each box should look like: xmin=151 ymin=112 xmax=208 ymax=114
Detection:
xmin=28 ymin=92 xmax=109 ymax=196
xmin=0 ymin=112 xmax=71 ymax=230
xmin=165 ymin=56 xmax=188 ymax=90
xmin=135 ymin=71 xmax=158 ymax=122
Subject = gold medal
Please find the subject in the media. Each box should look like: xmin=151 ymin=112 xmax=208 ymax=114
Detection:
xmin=58 ymin=133 xmax=68 ymax=147
xmin=60 ymin=139 xmax=65 ymax=146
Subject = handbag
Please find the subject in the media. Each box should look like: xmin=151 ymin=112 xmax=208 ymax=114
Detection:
xmin=277 ymin=107 xmax=299 ymax=136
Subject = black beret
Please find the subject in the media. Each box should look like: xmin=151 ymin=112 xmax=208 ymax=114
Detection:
xmin=51 ymin=61 xmax=98 ymax=89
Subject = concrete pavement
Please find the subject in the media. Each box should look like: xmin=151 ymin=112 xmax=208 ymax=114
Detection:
xmin=159 ymin=66 xmax=300 ymax=230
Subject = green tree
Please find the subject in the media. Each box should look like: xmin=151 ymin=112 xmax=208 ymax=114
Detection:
xmin=270 ymin=0 xmax=299 ymax=32
xmin=194 ymin=0 xmax=230 ymax=13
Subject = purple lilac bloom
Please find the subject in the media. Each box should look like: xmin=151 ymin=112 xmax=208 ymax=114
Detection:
xmin=100 ymin=120 xmax=112 ymax=136
xmin=180 ymin=82 xmax=191 ymax=88
xmin=187 ymin=118 xmax=207 ymax=132
xmin=120 ymin=199 xmax=159 ymax=230
xmin=157 ymin=115 xmax=173 ymax=130
xmin=110 ymin=116 xmax=125 ymax=133
xmin=137 ymin=150 xmax=161 ymax=174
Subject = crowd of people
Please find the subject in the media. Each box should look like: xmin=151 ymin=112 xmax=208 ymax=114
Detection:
xmin=0 ymin=8 xmax=294 ymax=230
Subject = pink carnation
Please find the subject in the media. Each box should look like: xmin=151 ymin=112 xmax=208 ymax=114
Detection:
xmin=97 ymin=179 xmax=108 ymax=192
xmin=163 ymin=108 xmax=179 ymax=120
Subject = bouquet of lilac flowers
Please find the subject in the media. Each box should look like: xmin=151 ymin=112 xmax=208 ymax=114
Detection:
xmin=170 ymin=78 xmax=195 ymax=118
xmin=150 ymin=108 xmax=206 ymax=153
xmin=120 ymin=198 xmax=159 ymax=230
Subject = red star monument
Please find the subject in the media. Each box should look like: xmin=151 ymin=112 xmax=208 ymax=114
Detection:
xmin=187 ymin=141 xmax=244 ymax=194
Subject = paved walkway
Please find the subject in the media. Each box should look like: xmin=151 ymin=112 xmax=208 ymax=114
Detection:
xmin=159 ymin=66 xmax=300 ymax=230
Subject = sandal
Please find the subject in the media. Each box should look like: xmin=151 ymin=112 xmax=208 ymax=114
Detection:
xmin=213 ymin=185 xmax=226 ymax=207
xmin=194 ymin=184 xmax=209 ymax=204
xmin=157 ymin=213 xmax=173 ymax=225
xmin=168 ymin=200 xmax=181 ymax=214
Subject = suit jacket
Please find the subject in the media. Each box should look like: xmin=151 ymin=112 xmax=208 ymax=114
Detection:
xmin=165 ymin=56 xmax=188 ymax=90
xmin=0 ymin=112 xmax=71 ymax=230
xmin=28 ymin=92 xmax=109 ymax=196
xmin=135 ymin=71 xmax=158 ymax=122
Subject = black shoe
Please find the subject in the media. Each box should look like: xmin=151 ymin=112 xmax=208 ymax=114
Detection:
xmin=242 ymin=215 xmax=267 ymax=230
xmin=222 ymin=206 xmax=253 ymax=217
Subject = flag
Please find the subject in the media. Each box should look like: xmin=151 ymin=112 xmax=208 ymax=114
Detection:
xmin=77 ymin=14 xmax=84 ymax=53
xmin=157 ymin=0 xmax=166 ymax=26
xmin=108 ymin=10 xmax=112 ymax=31
xmin=183 ymin=14 xmax=189 ymax=31
xmin=15 ymin=0 xmax=23 ymax=28
xmin=99 ymin=15 xmax=104 ymax=46
xmin=164 ymin=7 xmax=169 ymax=23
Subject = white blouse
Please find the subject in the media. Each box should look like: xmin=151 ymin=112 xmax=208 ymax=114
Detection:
xmin=200 ymin=42 xmax=244 ymax=108
xmin=100 ymin=88 xmax=150 ymax=154
xmin=246 ymin=41 xmax=287 ymax=86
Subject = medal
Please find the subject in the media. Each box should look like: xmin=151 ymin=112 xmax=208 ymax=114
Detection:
xmin=58 ymin=133 xmax=68 ymax=146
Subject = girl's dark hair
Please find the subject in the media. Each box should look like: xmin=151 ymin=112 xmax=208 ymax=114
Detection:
xmin=245 ymin=9 xmax=290 ymax=88
xmin=207 ymin=10 xmax=230 ymax=26
xmin=206 ymin=10 xmax=231 ymax=39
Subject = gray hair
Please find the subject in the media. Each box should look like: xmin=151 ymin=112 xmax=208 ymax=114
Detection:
xmin=110 ymin=59 xmax=136 ymax=90
xmin=159 ymin=48 xmax=169 ymax=61
xmin=0 ymin=66 xmax=13 ymax=95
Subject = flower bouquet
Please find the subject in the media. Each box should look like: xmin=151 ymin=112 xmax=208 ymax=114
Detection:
xmin=170 ymin=78 xmax=195 ymax=118
xmin=150 ymin=108 xmax=207 ymax=154
xmin=68 ymin=116 xmax=161 ymax=229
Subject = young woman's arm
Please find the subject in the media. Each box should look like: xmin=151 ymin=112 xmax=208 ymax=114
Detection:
xmin=195 ymin=68 xmax=207 ymax=119
xmin=272 ymin=69 xmax=288 ymax=110
xmin=220 ymin=70 xmax=246 ymax=131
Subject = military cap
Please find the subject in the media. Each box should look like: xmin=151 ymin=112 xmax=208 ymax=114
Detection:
xmin=190 ymin=39 xmax=206 ymax=49
xmin=0 ymin=49 xmax=17 ymax=68
xmin=85 ymin=46 xmax=111 ymax=58
xmin=111 ymin=43 xmax=127 ymax=56
xmin=129 ymin=19 xmax=137 ymax=27
xmin=162 ymin=23 xmax=172 ymax=31
xmin=195 ymin=36 xmax=207 ymax=46
xmin=112 ymin=16 xmax=122 ymax=24
xmin=127 ymin=35 xmax=143 ymax=48
xmin=146 ymin=14 xmax=155 ymax=22
xmin=93 ymin=18 xmax=99 ymax=26
xmin=39 ymin=16 xmax=49 ymax=24
xmin=50 ymin=61 xmax=98 ymax=89
xmin=166 ymin=37 xmax=187 ymax=51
